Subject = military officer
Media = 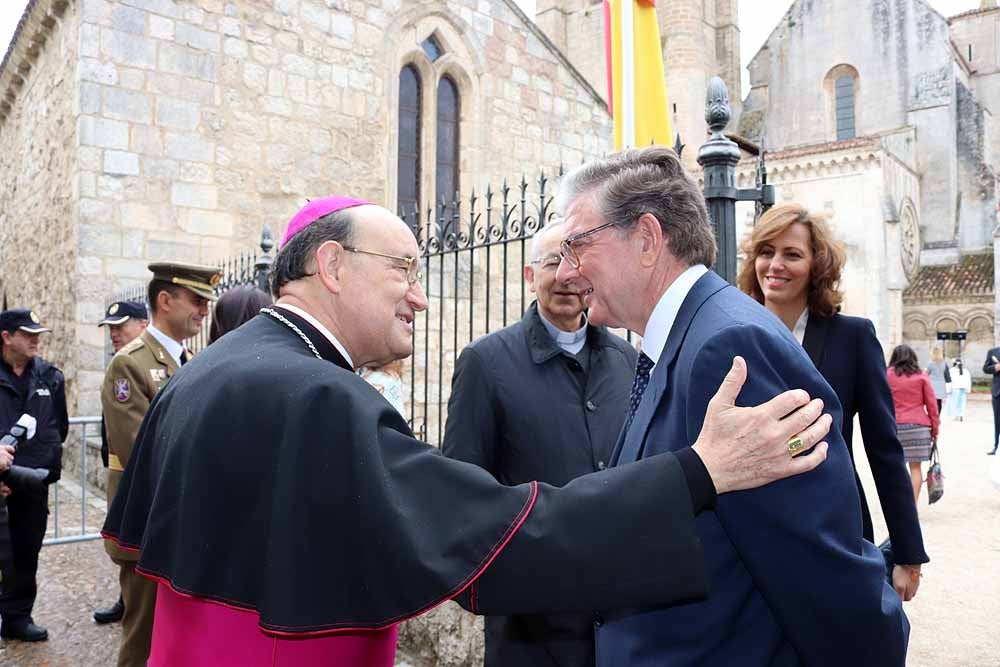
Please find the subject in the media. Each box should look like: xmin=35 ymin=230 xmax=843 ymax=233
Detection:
xmin=93 ymin=301 xmax=147 ymax=626
xmin=101 ymin=262 xmax=220 ymax=667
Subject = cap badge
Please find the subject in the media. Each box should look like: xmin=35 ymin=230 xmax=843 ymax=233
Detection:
xmin=109 ymin=304 xmax=119 ymax=315
xmin=114 ymin=379 xmax=131 ymax=402
xmin=29 ymin=311 xmax=40 ymax=324
xmin=209 ymin=273 xmax=221 ymax=287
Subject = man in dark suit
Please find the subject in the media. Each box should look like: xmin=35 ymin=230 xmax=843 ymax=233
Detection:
xmin=554 ymin=147 xmax=908 ymax=666
xmin=982 ymin=346 xmax=1000 ymax=454
xmin=444 ymin=223 xmax=636 ymax=666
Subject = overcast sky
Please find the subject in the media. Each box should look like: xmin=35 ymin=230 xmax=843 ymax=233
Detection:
xmin=0 ymin=1 xmax=988 ymax=98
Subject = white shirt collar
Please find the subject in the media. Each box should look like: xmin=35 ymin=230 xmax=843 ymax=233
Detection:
xmin=273 ymin=303 xmax=355 ymax=368
xmin=792 ymin=308 xmax=810 ymax=345
xmin=537 ymin=308 xmax=588 ymax=355
xmin=146 ymin=324 xmax=185 ymax=367
xmin=640 ymin=264 xmax=709 ymax=365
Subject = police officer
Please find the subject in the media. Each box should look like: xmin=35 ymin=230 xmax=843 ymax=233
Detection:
xmin=0 ymin=308 xmax=68 ymax=642
xmin=102 ymin=263 xmax=219 ymax=667
xmin=92 ymin=301 xmax=147 ymax=625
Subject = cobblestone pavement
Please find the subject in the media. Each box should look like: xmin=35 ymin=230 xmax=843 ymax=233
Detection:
xmin=2 ymin=397 xmax=998 ymax=666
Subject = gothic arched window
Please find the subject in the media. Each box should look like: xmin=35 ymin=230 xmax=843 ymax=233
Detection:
xmin=397 ymin=65 xmax=422 ymax=220
xmin=834 ymin=75 xmax=856 ymax=140
xmin=435 ymin=75 xmax=460 ymax=210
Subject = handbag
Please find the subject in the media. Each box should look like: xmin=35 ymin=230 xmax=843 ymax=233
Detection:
xmin=926 ymin=444 xmax=944 ymax=505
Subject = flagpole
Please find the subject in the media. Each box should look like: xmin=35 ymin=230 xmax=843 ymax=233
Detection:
xmin=621 ymin=0 xmax=635 ymax=149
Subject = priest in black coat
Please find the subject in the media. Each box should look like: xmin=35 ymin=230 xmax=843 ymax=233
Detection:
xmin=102 ymin=196 xmax=832 ymax=666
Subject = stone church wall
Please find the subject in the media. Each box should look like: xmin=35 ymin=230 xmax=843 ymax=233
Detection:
xmin=0 ymin=1 xmax=81 ymax=410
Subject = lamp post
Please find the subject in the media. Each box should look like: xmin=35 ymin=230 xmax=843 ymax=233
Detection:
xmin=696 ymin=76 xmax=774 ymax=283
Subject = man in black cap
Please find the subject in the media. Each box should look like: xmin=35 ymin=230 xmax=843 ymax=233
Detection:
xmin=101 ymin=262 xmax=219 ymax=667
xmin=92 ymin=301 xmax=148 ymax=625
xmin=0 ymin=308 xmax=68 ymax=642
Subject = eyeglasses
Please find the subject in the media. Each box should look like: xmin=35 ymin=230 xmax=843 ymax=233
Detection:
xmin=559 ymin=221 xmax=620 ymax=269
xmin=529 ymin=255 xmax=563 ymax=271
xmin=343 ymin=246 xmax=424 ymax=284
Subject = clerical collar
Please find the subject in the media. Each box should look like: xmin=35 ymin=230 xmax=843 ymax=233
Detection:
xmin=273 ymin=303 xmax=354 ymax=368
xmin=146 ymin=324 xmax=185 ymax=367
xmin=538 ymin=310 xmax=588 ymax=355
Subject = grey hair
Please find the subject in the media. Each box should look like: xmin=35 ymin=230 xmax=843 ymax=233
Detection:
xmin=529 ymin=220 xmax=565 ymax=263
xmin=555 ymin=146 xmax=716 ymax=267
xmin=269 ymin=209 xmax=357 ymax=297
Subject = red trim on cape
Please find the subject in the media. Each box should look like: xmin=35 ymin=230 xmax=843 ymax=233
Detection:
xmin=119 ymin=480 xmax=540 ymax=638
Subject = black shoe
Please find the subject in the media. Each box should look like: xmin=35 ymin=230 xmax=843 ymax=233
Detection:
xmin=0 ymin=620 xmax=49 ymax=642
xmin=989 ymin=449 xmax=997 ymax=455
xmin=93 ymin=597 xmax=124 ymax=624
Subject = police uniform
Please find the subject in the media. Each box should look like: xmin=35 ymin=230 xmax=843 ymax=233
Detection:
xmin=0 ymin=309 xmax=67 ymax=643
xmin=101 ymin=263 xmax=219 ymax=667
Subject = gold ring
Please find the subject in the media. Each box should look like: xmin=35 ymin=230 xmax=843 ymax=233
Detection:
xmin=787 ymin=436 xmax=806 ymax=456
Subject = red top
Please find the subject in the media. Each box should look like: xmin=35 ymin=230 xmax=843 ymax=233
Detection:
xmin=885 ymin=369 xmax=940 ymax=439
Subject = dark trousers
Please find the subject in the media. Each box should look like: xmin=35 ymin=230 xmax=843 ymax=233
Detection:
xmin=0 ymin=485 xmax=48 ymax=624
xmin=993 ymin=394 xmax=1000 ymax=450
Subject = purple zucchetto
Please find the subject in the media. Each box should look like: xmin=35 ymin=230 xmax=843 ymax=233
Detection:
xmin=280 ymin=196 xmax=371 ymax=247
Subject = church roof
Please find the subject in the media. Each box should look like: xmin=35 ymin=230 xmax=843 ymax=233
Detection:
xmin=947 ymin=5 xmax=1000 ymax=23
xmin=903 ymin=253 xmax=995 ymax=302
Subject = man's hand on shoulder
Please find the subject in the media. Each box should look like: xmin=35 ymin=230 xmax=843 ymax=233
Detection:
xmin=692 ymin=356 xmax=831 ymax=495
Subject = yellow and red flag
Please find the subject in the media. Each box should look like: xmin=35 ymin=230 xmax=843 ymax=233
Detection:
xmin=604 ymin=0 xmax=672 ymax=150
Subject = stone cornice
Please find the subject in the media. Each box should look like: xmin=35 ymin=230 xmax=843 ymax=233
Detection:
xmin=0 ymin=0 xmax=68 ymax=125
xmin=735 ymin=138 xmax=883 ymax=186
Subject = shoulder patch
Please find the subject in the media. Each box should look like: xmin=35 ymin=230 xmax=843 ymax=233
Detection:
xmin=113 ymin=378 xmax=131 ymax=402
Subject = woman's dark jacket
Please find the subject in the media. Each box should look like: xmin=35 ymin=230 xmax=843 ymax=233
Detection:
xmin=803 ymin=313 xmax=928 ymax=565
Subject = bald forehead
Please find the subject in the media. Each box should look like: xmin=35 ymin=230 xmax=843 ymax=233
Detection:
xmin=351 ymin=205 xmax=418 ymax=252
xmin=530 ymin=222 xmax=564 ymax=261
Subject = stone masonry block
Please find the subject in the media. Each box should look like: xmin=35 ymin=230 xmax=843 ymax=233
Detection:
xmin=78 ymin=58 xmax=119 ymax=85
xmin=223 ymin=37 xmax=247 ymax=58
xmin=104 ymin=150 xmax=141 ymax=176
xmin=146 ymin=238 xmax=201 ymax=262
xmin=78 ymin=116 xmax=129 ymax=150
xmin=243 ymin=62 xmax=267 ymax=92
xmin=102 ymin=87 xmax=152 ymax=123
xmin=121 ymin=0 xmax=180 ymax=19
xmin=131 ymin=125 xmax=164 ymax=155
xmin=156 ymin=97 xmax=201 ymax=131
xmin=106 ymin=258 xmax=151 ymax=279
xmin=123 ymin=229 xmax=146 ymax=257
xmin=111 ymin=4 xmax=147 ymax=34
xmin=78 ymin=224 xmax=122 ymax=256
xmin=101 ymin=28 xmax=157 ymax=69
xmin=177 ymin=208 xmax=235 ymax=237
xmin=150 ymin=14 xmax=175 ymax=40
xmin=158 ymin=42 xmax=217 ymax=81
xmin=171 ymin=183 xmax=218 ymax=209
xmin=301 ymin=2 xmax=330 ymax=32
xmin=175 ymin=23 xmax=221 ymax=52
xmin=331 ymin=13 xmax=354 ymax=41
xmin=121 ymin=202 xmax=169 ymax=230
xmin=80 ymin=24 xmax=100 ymax=58
xmin=164 ymin=132 xmax=215 ymax=162
xmin=78 ymin=198 xmax=115 ymax=224
xmin=119 ymin=68 xmax=146 ymax=90
xmin=97 ymin=175 xmax=125 ymax=200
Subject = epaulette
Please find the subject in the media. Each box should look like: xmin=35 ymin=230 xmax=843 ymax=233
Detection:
xmin=120 ymin=337 xmax=146 ymax=355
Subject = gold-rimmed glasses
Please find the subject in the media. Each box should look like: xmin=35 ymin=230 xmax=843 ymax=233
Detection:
xmin=529 ymin=254 xmax=563 ymax=271
xmin=558 ymin=221 xmax=620 ymax=269
xmin=343 ymin=246 xmax=424 ymax=284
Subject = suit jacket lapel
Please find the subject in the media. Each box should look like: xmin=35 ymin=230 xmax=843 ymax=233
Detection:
xmin=802 ymin=313 xmax=831 ymax=368
xmin=614 ymin=271 xmax=730 ymax=465
xmin=142 ymin=330 xmax=179 ymax=376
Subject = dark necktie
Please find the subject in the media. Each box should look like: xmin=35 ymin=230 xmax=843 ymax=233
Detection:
xmin=180 ymin=350 xmax=188 ymax=366
xmin=623 ymin=352 xmax=654 ymax=435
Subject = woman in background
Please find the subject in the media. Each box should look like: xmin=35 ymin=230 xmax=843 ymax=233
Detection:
xmin=208 ymin=286 xmax=273 ymax=344
xmin=739 ymin=203 xmax=927 ymax=600
xmin=358 ymin=360 xmax=407 ymax=418
xmin=926 ymin=347 xmax=950 ymax=414
xmin=946 ymin=359 xmax=972 ymax=421
xmin=887 ymin=344 xmax=940 ymax=506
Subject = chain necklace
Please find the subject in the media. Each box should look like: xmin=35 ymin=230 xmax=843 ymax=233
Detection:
xmin=261 ymin=308 xmax=322 ymax=360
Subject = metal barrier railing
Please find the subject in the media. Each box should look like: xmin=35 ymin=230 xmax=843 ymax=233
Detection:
xmin=44 ymin=415 xmax=104 ymax=546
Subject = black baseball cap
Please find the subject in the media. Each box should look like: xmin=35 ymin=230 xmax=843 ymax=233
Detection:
xmin=98 ymin=301 xmax=149 ymax=327
xmin=0 ymin=309 xmax=51 ymax=334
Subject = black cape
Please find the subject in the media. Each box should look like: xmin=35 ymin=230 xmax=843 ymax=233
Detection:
xmin=103 ymin=309 xmax=709 ymax=636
